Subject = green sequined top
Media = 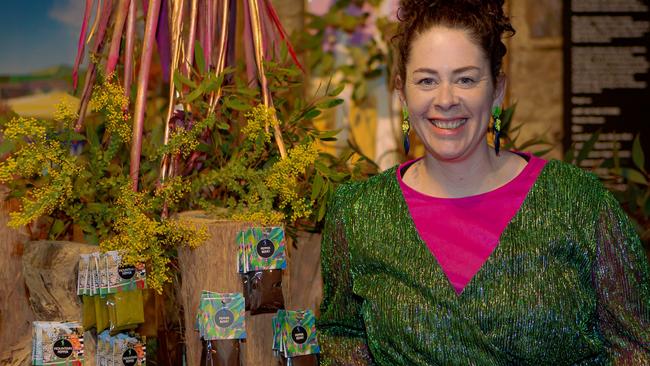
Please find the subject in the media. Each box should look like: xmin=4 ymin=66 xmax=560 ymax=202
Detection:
xmin=318 ymin=160 xmax=650 ymax=365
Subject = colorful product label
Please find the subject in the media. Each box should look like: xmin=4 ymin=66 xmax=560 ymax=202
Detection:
xmin=272 ymin=310 xmax=320 ymax=357
xmin=32 ymin=321 xmax=84 ymax=366
xmin=196 ymin=291 xmax=246 ymax=340
xmin=237 ymin=226 xmax=287 ymax=272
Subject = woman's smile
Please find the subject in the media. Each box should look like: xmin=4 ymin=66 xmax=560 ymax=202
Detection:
xmin=429 ymin=117 xmax=467 ymax=136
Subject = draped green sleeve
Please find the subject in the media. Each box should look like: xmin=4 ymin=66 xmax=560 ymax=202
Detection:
xmin=318 ymin=184 xmax=374 ymax=366
xmin=594 ymin=188 xmax=650 ymax=363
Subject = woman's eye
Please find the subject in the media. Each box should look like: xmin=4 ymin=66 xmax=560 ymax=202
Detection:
xmin=416 ymin=78 xmax=436 ymax=86
xmin=458 ymin=77 xmax=476 ymax=86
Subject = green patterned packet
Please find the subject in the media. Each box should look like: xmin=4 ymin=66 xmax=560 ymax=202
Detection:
xmin=32 ymin=321 xmax=85 ymax=366
xmin=196 ymin=292 xmax=246 ymax=340
xmin=236 ymin=231 xmax=247 ymax=273
xmin=282 ymin=310 xmax=320 ymax=358
xmin=195 ymin=290 xmax=218 ymax=335
xmin=272 ymin=310 xmax=287 ymax=355
xmin=245 ymin=227 xmax=287 ymax=271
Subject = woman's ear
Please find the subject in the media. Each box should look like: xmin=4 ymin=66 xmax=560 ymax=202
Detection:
xmin=493 ymin=74 xmax=507 ymax=107
xmin=395 ymin=76 xmax=406 ymax=105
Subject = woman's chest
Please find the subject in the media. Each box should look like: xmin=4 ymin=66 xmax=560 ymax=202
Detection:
xmin=344 ymin=207 xmax=602 ymax=364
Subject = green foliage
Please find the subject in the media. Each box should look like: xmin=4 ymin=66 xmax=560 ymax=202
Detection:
xmin=299 ymin=0 xmax=391 ymax=102
xmin=0 ymin=76 xmax=204 ymax=292
xmin=168 ymin=53 xmax=369 ymax=230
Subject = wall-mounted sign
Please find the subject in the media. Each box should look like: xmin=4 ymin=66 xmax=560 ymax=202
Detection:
xmin=563 ymin=0 xmax=650 ymax=175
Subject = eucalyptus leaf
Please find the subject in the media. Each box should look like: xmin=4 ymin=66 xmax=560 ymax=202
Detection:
xmin=316 ymin=98 xmax=344 ymax=110
xmin=185 ymin=83 xmax=206 ymax=103
xmin=328 ymin=84 xmax=345 ymax=97
xmin=0 ymin=140 xmax=15 ymax=155
xmin=632 ymin=134 xmax=645 ymax=173
xmin=303 ymin=108 xmax=322 ymax=120
xmin=311 ymin=174 xmax=324 ymax=201
xmin=223 ymin=97 xmax=249 ymax=111
xmin=194 ymin=41 xmax=206 ymax=75
xmin=174 ymin=71 xmax=197 ymax=89
xmin=621 ymin=168 xmax=648 ymax=185
xmin=576 ymin=131 xmax=600 ymax=165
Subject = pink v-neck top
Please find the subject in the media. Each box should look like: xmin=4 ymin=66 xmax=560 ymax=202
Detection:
xmin=397 ymin=153 xmax=547 ymax=294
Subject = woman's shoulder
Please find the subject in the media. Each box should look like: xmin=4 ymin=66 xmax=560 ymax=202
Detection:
xmin=331 ymin=166 xmax=400 ymax=205
xmin=537 ymin=158 xmax=608 ymax=198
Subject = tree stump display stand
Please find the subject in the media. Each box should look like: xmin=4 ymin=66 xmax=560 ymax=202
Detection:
xmin=177 ymin=211 xmax=322 ymax=366
xmin=1 ymin=241 xmax=98 ymax=366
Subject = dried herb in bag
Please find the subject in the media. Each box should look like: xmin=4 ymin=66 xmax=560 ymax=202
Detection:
xmin=237 ymin=227 xmax=287 ymax=314
xmin=104 ymin=251 xmax=146 ymax=333
xmin=247 ymin=269 xmax=285 ymax=315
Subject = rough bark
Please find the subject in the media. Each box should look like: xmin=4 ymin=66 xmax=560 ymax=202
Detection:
xmin=177 ymin=212 xmax=322 ymax=366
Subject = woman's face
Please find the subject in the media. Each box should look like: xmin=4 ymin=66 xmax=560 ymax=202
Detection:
xmin=402 ymin=26 xmax=504 ymax=163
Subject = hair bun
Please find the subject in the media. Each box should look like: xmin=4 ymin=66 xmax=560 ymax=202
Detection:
xmin=398 ymin=0 xmax=506 ymax=22
xmin=393 ymin=0 xmax=515 ymax=87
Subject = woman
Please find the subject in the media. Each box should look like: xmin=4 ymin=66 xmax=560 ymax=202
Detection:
xmin=317 ymin=0 xmax=650 ymax=365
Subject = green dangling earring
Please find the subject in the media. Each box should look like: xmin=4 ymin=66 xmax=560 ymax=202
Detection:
xmin=402 ymin=106 xmax=411 ymax=155
xmin=492 ymin=105 xmax=502 ymax=156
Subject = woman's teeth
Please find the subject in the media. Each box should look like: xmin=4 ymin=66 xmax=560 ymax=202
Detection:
xmin=430 ymin=118 xmax=467 ymax=129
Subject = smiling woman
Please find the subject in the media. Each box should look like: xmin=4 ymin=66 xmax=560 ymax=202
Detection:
xmin=317 ymin=0 xmax=650 ymax=365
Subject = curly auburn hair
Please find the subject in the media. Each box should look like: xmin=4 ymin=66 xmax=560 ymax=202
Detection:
xmin=393 ymin=0 xmax=515 ymax=87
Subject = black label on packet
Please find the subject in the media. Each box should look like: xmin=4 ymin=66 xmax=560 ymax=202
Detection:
xmin=215 ymin=308 xmax=235 ymax=328
xmin=291 ymin=326 xmax=308 ymax=344
xmin=53 ymin=338 xmax=73 ymax=358
xmin=122 ymin=348 xmax=138 ymax=365
xmin=256 ymin=239 xmax=275 ymax=258
xmin=118 ymin=265 xmax=136 ymax=279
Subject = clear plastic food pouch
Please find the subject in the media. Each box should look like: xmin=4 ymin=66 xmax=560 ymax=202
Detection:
xmin=201 ymin=339 xmax=241 ymax=366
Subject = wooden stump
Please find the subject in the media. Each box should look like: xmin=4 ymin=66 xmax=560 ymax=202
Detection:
xmin=19 ymin=240 xmax=97 ymax=365
xmin=284 ymin=231 xmax=323 ymax=314
xmin=177 ymin=212 xmax=323 ymax=366
xmin=0 ymin=187 xmax=31 ymax=361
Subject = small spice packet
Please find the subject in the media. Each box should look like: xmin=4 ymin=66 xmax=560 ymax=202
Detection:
xmin=104 ymin=251 xmax=146 ymax=293
xmin=32 ymin=321 xmax=84 ymax=366
xmin=195 ymin=291 xmax=246 ymax=340
xmin=90 ymin=253 xmax=101 ymax=296
xmin=112 ymin=333 xmax=146 ymax=366
xmin=106 ymin=290 xmax=145 ymax=333
xmin=272 ymin=311 xmax=286 ymax=355
xmin=96 ymin=330 xmax=109 ymax=366
xmin=236 ymin=227 xmax=287 ymax=313
xmin=236 ymin=227 xmax=287 ymax=272
xmin=77 ymin=254 xmax=96 ymax=330
xmin=96 ymin=331 xmax=146 ymax=366
xmin=77 ymin=254 xmax=91 ymax=296
xmin=272 ymin=310 xmax=320 ymax=359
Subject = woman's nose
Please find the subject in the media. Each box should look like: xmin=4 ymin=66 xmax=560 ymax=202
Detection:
xmin=434 ymin=83 xmax=458 ymax=110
